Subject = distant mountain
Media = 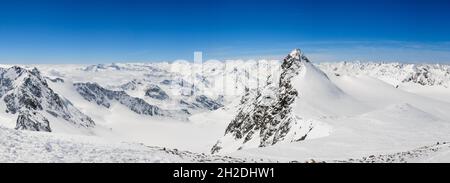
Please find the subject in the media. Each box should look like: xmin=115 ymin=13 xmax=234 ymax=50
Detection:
xmin=75 ymin=82 xmax=166 ymax=115
xmin=318 ymin=62 xmax=450 ymax=87
xmin=74 ymin=82 xmax=190 ymax=119
xmin=116 ymin=78 xmax=223 ymax=112
xmin=0 ymin=66 xmax=94 ymax=132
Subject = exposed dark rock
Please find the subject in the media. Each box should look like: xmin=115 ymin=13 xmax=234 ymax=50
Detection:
xmin=145 ymin=84 xmax=169 ymax=100
xmin=120 ymin=79 xmax=142 ymax=91
xmin=16 ymin=110 xmax=51 ymax=132
xmin=47 ymin=77 xmax=65 ymax=83
xmin=194 ymin=95 xmax=223 ymax=110
xmin=402 ymin=66 xmax=435 ymax=86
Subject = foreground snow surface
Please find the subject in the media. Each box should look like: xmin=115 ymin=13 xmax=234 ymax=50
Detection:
xmin=332 ymin=142 xmax=450 ymax=163
xmin=1 ymin=124 xmax=449 ymax=163
xmin=0 ymin=125 xmax=246 ymax=163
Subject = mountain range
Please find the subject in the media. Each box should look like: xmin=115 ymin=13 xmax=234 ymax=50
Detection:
xmin=1 ymin=49 xmax=450 ymax=162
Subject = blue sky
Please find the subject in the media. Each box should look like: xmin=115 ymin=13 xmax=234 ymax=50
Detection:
xmin=1 ymin=0 xmax=450 ymax=63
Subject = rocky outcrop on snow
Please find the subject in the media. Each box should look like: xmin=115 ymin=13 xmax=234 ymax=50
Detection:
xmin=194 ymin=95 xmax=223 ymax=110
xmin=119 ymin=79 xmax=142 ymax=91
xmin=46 ymin=77 xmax=65 ymax=83
xmin=16 ymin=110 xmax=51 ymax=131
xmin=211 ymin=49 xmax=314 ymax=154
xmin=331 ymin=142 xmax=450 ymax=163
xmin=0 ymin=66 xmax=95 ymax=132
xmin=401 ymin=65 xmax=449 ymax=86
xmin=160 ymin=79 xmax=188 ymax=86
xmin=178 ymin=95 xmax=223 ymax=111
xmin=145 ymin=84 xmax=169 ymax=100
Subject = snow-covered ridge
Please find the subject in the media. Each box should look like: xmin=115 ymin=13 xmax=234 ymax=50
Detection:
xmin=74 ymin=82 xmax=193 ymax=120
xmin=318 ymin=61 xmax=450 ymax=87
xmin=0 ymin=66 xmax=94 ymax=132
xmin=75 ymin=82 xmax=165 ymax=116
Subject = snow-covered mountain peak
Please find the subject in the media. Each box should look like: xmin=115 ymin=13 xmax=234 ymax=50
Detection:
xmin=211 ymin=49 xmax=320 ymax=154
xmin=289 ymin=48 xmax=302 ymax=59
xmin=0 ymin=66 xmax=95 ymax=132
xmin=288 ymin=48 xmax=309 ymax=63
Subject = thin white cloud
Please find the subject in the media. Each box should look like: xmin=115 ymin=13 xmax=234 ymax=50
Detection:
xmin=206 ymin=40 xmax=450 ymax=63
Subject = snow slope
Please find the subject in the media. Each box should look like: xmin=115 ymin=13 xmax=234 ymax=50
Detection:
xmin=332 ymin=142 xmax=450 ymax=163
xmin=292 ymin=57 xmax=371 ymax=118
xmin=0 ymin=124 xmax=245 ymax=163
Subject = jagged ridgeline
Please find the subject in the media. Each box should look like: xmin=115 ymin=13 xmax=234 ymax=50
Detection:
xmin=0 ymin=66 xmax=94 ymax=132
xmin=211 ymin=49 xmax=315 ymax=154
xmin=74 ymin=82 xmax=164 ymax=116
xmin=73 ymin=82 xmax=194 ymax=120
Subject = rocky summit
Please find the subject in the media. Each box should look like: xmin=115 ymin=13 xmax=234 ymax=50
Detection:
xmin=0 ymin=66 xmax=94 ymax=132
xmin=211 ymin=49 xmax=314 ymax=154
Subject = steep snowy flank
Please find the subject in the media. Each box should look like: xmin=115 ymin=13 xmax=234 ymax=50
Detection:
xmin=211 ymin=49 xmax=320 ymax=154
xmin=291 ymin=59 xmax=370 ymax=118
xmin=0 ymin=66 xmax=94 ymax=132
